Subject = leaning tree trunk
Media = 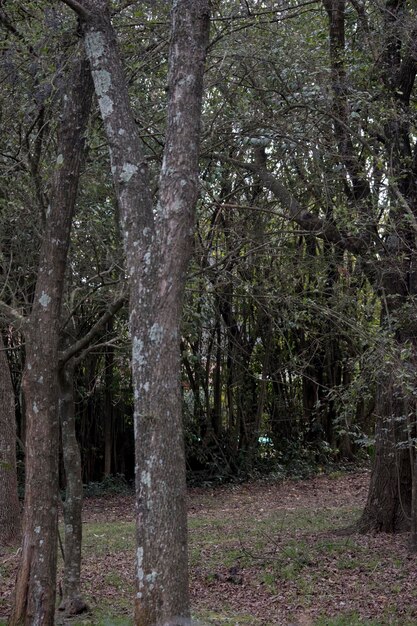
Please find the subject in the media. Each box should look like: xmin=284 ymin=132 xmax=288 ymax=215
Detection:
xmin=9 ymin=53 xmax=92 ymax=626
xmin=64 ymin=1 xmax=210 ymax=623
xmin=0 ymin=332 xmax=20 ymax=546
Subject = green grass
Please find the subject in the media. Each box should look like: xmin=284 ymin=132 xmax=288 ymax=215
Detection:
xmin=56 ymin=504 xmax=410 ymax=626
xmin=188 ymin=507 xmax=362 ymax=579
xmin=82 ymin=521 xmax=134 ymax=555
xmin=56 ymin=521 xmax=135 ymax=624
xmin=194 ymin=609 xmax=265 ymax=625
xmin=314 ymin=614 xmax=417 ymax=626
xmin=5 ymin=479 xmax=417 ymax=626
xmin=315 ymin=615 xmax=377 ymax=626
xmin=67 ymin=618 xmax=132 ymax=626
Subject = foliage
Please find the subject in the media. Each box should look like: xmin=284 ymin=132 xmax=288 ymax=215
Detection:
xmin=83 ymin=474 xmax=133 ymax=498
xmin=1 ymin=0 xmax=398 ymax=491
xmin=2 ymin=0 xmax=417 ymax=590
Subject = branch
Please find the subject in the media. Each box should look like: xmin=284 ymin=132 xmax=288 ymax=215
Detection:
xmin=62 ymin=270 xmax=125 ymax=330
xmin=210 ymin=151 xmax=371 ymax=256
xmin=0 ymin=9 xmax=23 ymax=38
xmin=58 ymin=291 xmax=127 ymax=367
xmin=211 ymin=152 xmax=337 ymax=238
xmin=73 ymin=338 xmax=121 ymax=367
xmin=390 ymin=180 xmax=417 ymax=239
xmin=0 ymin=301 xmax=27 ymax=330
xmin=60 ymin=0 xmax=90 ymax=20
xmin=111 ymin=0 xmax=138 ymax=15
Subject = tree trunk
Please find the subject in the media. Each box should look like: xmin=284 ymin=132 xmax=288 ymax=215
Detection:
xmin=103 ymin=321 xmax=114 ymax=477
xmin=58 ymin=361 xmax=88 ymax=616
xmin=0 ymin=332 xmax=20 ymax=546
xmin=212 ymin=317 xmax=223 ymax=439
xmin=322 ymin=0 xmax=416 ymax=534
xmin=409 ymin=448 xmax=417 ymax=550
xmin=68 ymin=1 xmax=210 ymax=623
xmin=357 ymin=371 xmax=412 ymax=532
xmin=9 ymin=53 xmax=92 ymax=626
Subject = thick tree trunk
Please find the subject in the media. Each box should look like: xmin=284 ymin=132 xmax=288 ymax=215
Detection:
xmin=0 ymin=332 xmax=20 ymax=546
xmin=322 ymin=0 xmax=416 ymax=535
xmin=70 ymin=1 xmax=210 ymax=623
xmin=9 ymin=54 xmax=92 ymax=626
xmin=356 ymin=0 xmax=417 ymax=532
xmin=357 ymin=373 xmax=412 ymax=532
xmin=58 ymin=362 xmax=88 ymax=616
xmin=10 ymin=333 xmax=61 ymax=625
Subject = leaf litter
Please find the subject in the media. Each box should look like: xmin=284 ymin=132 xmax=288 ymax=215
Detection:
xmin=2 ymin=471 xmax=417 ymax=624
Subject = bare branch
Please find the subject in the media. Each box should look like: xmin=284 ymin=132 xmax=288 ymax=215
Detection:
xmin=59 ymin=291 xmax=127 ymax=367
xmin=60 ymin=0 xmax=90 ymax=20
xmin=0 ymin=301 xmax=27 ymax=330
xmin=73 ymin=338 xmax=121 ymax=367
xmin=210 ymin=150 xmax=369 ymax=255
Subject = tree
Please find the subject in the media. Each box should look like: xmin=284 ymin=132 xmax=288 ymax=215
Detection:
xmin=8 ymin=50 xmax=93 ymax=625
xmin=208 ymin=0 xmax=417 ymax=532
xmin=352 ymin=0 xmax=417 ymax=534
xmin=0 ymin=331 xmax=20 ymax=546
xmin=57 ymin=290 xmax=126 ymax=615
xmin=61 ymin=0 xmax=210 ymax=622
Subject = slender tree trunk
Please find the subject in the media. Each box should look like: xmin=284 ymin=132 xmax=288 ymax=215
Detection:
xmin=9 ymin=53 xmax=92 ymax=626
xmin=103 ymin=325 xmax=114 ymax=477
xmin=133 ymin=3 xmax=210 ymax=617
xmin=58 ymin=361 xmax=88 ymax=615
xmin=213 ymin=317 xmax=222 ymax=438
xmin=410 ymin=447 xmax=417 ymax=551
xmin=0 ymin=332 xmax=20 ymax=546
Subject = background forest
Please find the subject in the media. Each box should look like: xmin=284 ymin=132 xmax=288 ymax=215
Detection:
xmin=1 ymin=0 xmax=417 ymax=624
xmin=1 ymin=0 xmax=388 ymax=483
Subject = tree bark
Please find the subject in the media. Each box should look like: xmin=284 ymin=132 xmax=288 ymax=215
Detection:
xmin=58 ymin=362 xmax=88 ymax=615
xmin=0 ymin=332 xmax=20 ymax=546
xmin=9 ymin=52 xmax=93 ymax=626
xmin=356 ymin=0 xmax=417 ymax=533
xmin=132 ymin=7 xmax=209 ymax=617
xmin=63 ymin=1 xmax=210 ymax=622
xmin=357 ymin=371 xmax=412 ymax=532
xmin=57 ymin=293 xmax=125 ymax=615
xmin=103 ymin=320 xmax=114 ymax=477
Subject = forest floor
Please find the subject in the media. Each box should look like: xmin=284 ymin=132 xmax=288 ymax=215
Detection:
xmin=2 ymin=470 xmax=417 ymax=625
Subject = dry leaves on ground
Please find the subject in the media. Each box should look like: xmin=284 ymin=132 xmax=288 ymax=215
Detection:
xmin=2 ymin=471 xmax=417 ymax=625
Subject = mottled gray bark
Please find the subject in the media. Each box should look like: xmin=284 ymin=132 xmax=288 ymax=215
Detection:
xmin=0 ymin=332 xmax=20 ymax=546
xmin=58 ymin=362 xmax=88 ymax=616
xmin=9 ymin=54 xmax=93 ymax=626
xmin=61 ymin=0 xmax=210 ymax=623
